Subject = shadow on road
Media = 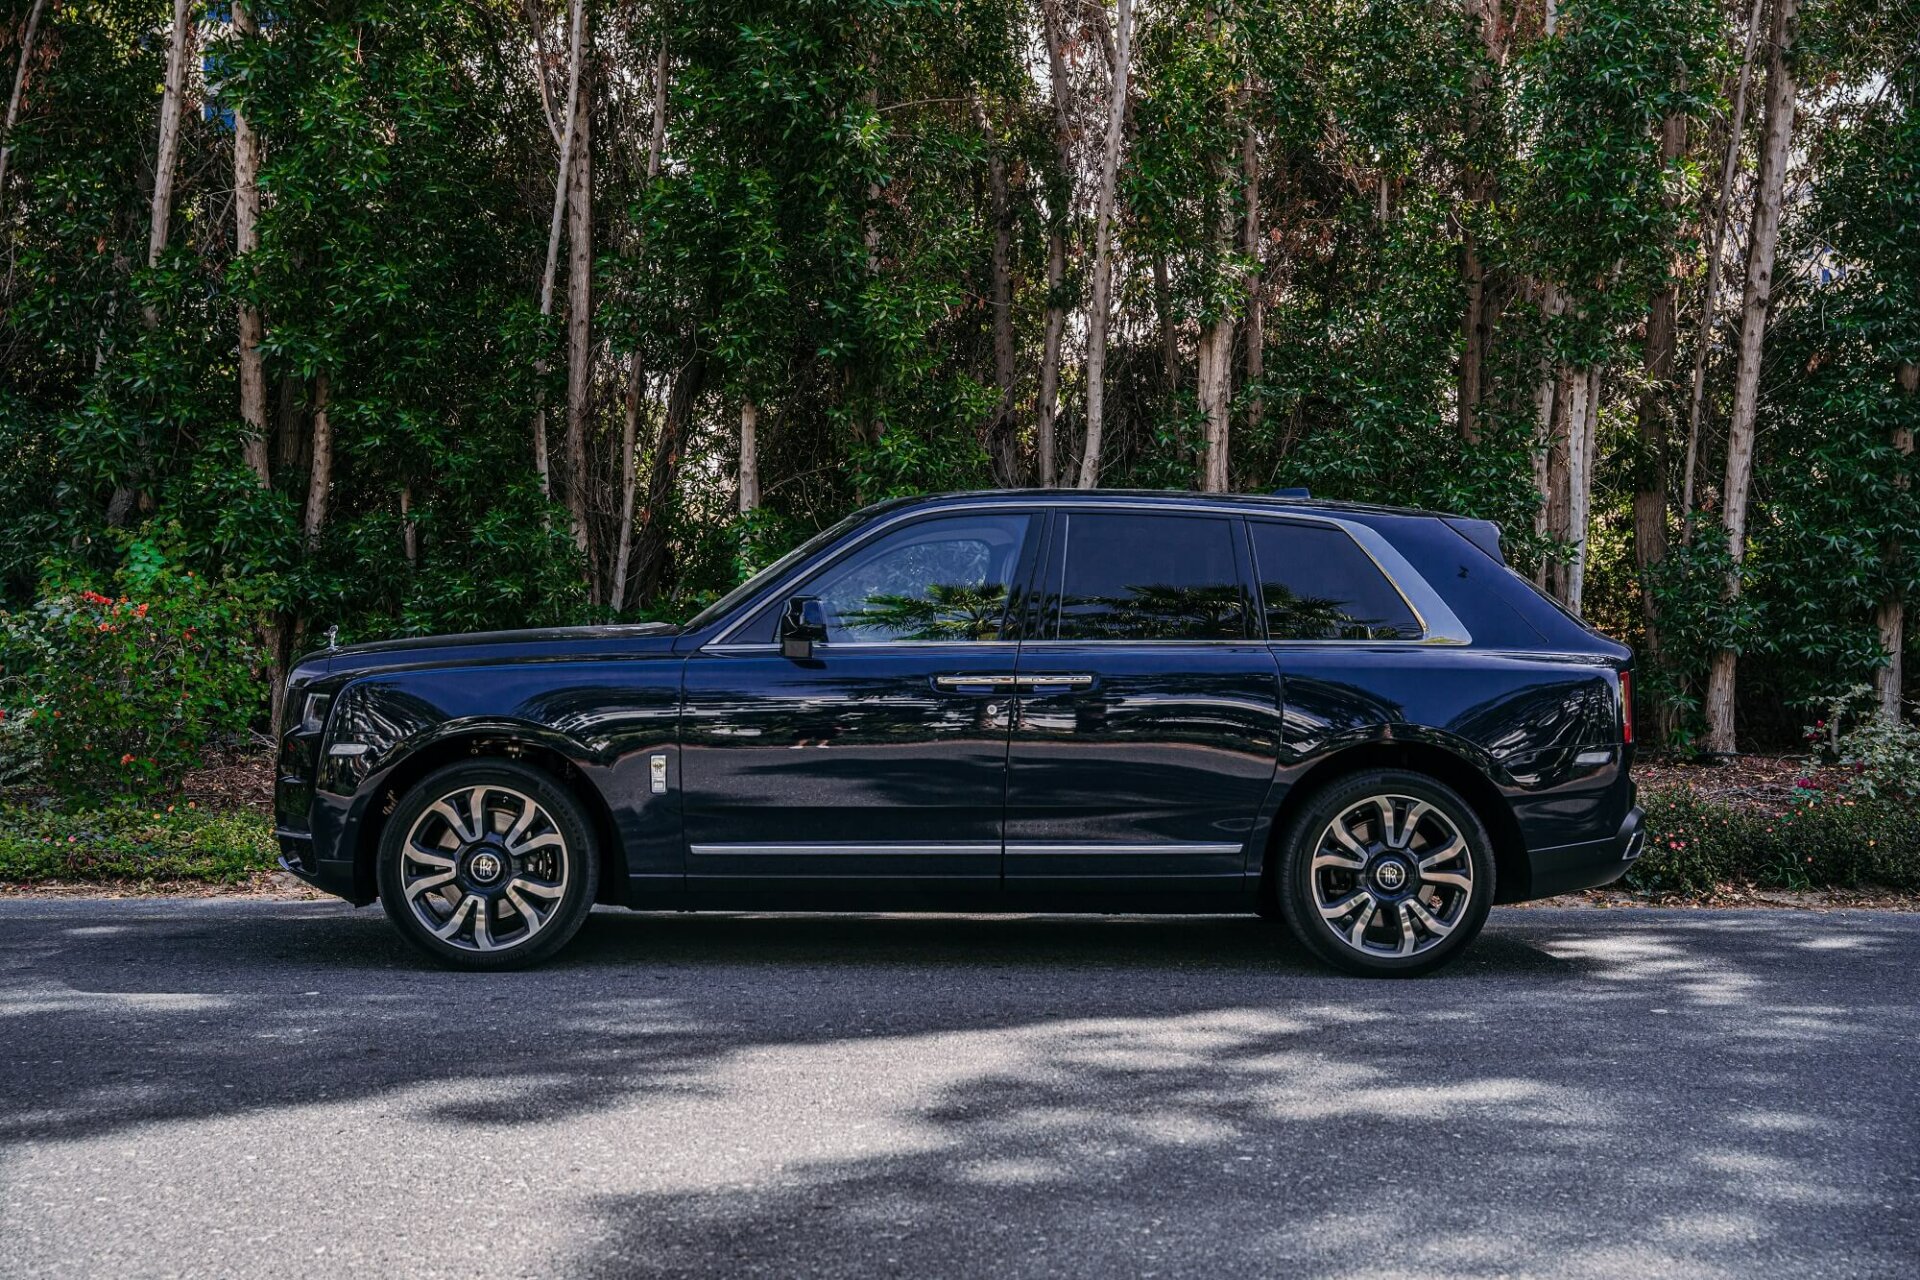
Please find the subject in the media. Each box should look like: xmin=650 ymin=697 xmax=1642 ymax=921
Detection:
xmin=0 ymin=901 xmax=1914 ymax=1277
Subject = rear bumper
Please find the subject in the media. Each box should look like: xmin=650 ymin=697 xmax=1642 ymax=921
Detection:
xmin=1521 ymin=803 xmax=1644 ymax=899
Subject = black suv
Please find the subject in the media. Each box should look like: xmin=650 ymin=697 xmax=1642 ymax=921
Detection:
xmin=276 ymin=490 xmax=1642 ymax=975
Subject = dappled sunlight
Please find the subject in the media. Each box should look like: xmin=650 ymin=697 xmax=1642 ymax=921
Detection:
xmin=0 ymin=902 xmax=1914 ymax=1277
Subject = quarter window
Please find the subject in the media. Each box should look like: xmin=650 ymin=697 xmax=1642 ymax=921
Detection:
xmin=794 ymin=512 xmax=1033 ymax=643
xmin=1249 ymin=521 xmax=1421 ymax=640
xmin=1053 ymin=513 xmax=1247 ymax=641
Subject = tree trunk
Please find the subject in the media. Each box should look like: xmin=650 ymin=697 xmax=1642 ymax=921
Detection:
xmin=1458 ymin=0 xmax=1504 ymax=444
xmin=563 ymin=50 xmax=593 ymax=574
xmin=1190 ymin=87 xmax=1236 ymax=495
xmin=1153 ymin=254 xmax=1178 ymax=394
xmin=533 ymin=0 xmax=586 ymax=498
xmin=1035 ymin=0 xmax=1074 ymax=487
xmin=1876 ymin=362 xmax=1917 ymax=720
xmin=1705 ymin=0 xmax=1797 ymax=755
xmin=1681 ymin=0 xmax=1766 ymax=526
xmin=1197 ymin=320 xmax=1233 ymax=491
xmin=1241 ymin=116 xmax=1265 ymax=444
xmin=1530 ymin=283 xmax=1566 ymax=546
xmin=233 ymin=0 xmax=270 ymax=488
xmin=1562 ymin=365 xmax=1600 ymax=613
xmin=984 ymin=104 xmax=1019 ymax=487
xmin=611 ymin=356 xmax=647 ymax=612
xmin=114 ymin=0 xmax=193 ymax=523
xmin=737 ymin=400 xmax=760 ymax=513
xmin=146 ymin=0 xmax=191 ymax=276
xmin=629 ymin=349 xmax=706 ymax=607
xmin=0 ymin=0 xmax=49 ymax=199
xmin=1460 ymin=234 xmax=1487 ymax=445
xmin=610 ymin=41 xmax=668 ymax=614
xmin=1037 ymin=232 xmax=1067 ymax=487
xmin=304 ymin=373 xmax=333 ymax=548
xmin=1634 ymin=108 xmax=1687 ymax=735
xmin=400 ymin=485 xmax=417 ymax=565
xmin=1076 ymin=0 xmax=1131 ymax=490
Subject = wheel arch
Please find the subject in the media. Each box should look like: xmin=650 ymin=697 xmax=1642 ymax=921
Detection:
xmin=349 ymin=730 xmax=628 ymax=906
xmin=1259 ymin=740 xmax=1530 ymax=908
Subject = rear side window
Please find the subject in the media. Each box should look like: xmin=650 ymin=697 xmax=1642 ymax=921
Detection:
xmin=1053 ymin=512 xmax=1248 ymax=641
xmin=1249 ymin=521 xmax=1422 ymax=640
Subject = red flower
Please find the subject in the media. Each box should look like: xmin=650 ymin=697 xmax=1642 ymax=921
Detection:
xmin=120 ymin=753 xmax=134 ymax=766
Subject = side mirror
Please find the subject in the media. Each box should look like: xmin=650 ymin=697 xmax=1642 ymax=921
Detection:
xmin=780 ymin=596 xmax=829 ymax=660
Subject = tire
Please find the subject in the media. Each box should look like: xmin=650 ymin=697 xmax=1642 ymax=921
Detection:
xmin=1274 ymin=769 xmax=1495 ymax=977
xmin=377 ymin=760 xmax=600 ymax=970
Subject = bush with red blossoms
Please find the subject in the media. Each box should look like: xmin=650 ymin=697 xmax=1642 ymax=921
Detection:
xmin=1 ymin=536 xmax=263 ymax=799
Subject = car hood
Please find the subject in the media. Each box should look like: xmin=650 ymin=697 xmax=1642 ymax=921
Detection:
xmin=291 ymin=623 xmax=682 ymax=683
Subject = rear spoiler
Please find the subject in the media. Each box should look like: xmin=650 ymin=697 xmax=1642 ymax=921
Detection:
xmin=1442 ymin=516 xmax=1506 ymax=566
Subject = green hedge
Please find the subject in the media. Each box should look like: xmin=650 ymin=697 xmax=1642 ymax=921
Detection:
xmin=1628 ymin=787 xmax=1920 ymax=897
xmin=0 ymin=804 xmax=277 ymax=886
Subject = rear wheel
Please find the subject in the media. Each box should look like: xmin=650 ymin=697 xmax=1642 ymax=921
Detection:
xmin=377 ymin=761 xmax=599 ymax=970
xmin=1275 ymin=769 xmax=1494 ymax=977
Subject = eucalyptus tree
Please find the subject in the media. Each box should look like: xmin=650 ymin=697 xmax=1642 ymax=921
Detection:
xmin=1076 ymin=0 xmax=1131 ymax=489
xmin=1704 ymin=0 xmax=1798 ymax=753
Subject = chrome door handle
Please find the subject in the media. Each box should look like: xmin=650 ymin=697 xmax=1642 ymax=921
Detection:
xmin=932 ymin=673 xmax=1018 ymax=689
xmin=1015 ymin=674 xmax=1095 ymax=687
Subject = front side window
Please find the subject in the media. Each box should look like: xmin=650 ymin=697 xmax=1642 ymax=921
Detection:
xmin=1249 ymin=520 xmax=1422 ymax=640
xmin=795 ymin=512 xmax=1033 ymax=644
xmin=1053 ymin=512 xmax=1248 ymax=641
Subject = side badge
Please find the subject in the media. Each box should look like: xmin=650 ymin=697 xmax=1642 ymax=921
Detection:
xmin=650 ymin=753 xmax=668 ymax=794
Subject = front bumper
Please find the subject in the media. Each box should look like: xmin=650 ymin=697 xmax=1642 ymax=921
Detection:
xmin=276 ymin=826 xmax=366 ymax=901
xmin=1521 ymin=803 xmax=1645 ymax=899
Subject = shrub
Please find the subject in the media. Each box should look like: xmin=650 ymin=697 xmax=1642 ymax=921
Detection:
xmin=1802 ymin=685 xmax=1920 ymax=804
xmin=0 ymin=801 xmax=276 ymax=885
xmin=0 ymin=531 xmax=265 ymax=799
xmin=1631 ymin=785 xmax=1920 ymax=897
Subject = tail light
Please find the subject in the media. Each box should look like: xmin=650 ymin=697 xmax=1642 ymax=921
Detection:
xmin=1618 ymin=670 xmax=1634 ymax=744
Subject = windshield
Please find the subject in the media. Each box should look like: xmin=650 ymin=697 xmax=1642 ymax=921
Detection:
xmin=682 ymin=510 xmax=870 ymax=633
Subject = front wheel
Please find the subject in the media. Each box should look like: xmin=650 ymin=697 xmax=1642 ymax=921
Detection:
xmin=377 ymin=761 xmax=599 ymax=970
xmin=1275 ymin=769 xmax=1495 ymax=977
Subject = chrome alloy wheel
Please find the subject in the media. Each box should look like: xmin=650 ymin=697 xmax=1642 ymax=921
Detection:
xmin=1308 ymin=793 xmax=1475 ymax=959
xmin=399 ymin=785 xmax=570 ymax=954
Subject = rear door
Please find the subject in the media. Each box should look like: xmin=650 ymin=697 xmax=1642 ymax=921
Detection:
xmin=1002 ymin=508 xmax=1285 ymax=898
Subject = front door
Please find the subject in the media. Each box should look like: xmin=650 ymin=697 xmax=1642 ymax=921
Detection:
xmin=680 ymin=509 xmax=1038 ymax=903
xmin=1003 ymin=509 xmax=1285 ymax=898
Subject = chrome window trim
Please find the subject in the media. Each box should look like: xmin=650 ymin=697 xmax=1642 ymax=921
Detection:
xmin=704 ymin=497 xmax=1472 ymax=650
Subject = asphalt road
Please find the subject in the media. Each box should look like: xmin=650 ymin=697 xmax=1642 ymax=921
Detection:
xmin=0 ymin=899 xmax=1915 ymax=1279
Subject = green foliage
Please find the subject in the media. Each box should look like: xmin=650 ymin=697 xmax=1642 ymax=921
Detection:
xmin=0 ymin=802 xmax=276 ymax=885
xmin=0 ymin=0 xmax=1913 ymax=764
xmin=1631 ymin=785 xmax=1920 ymax=896
xmin=0 ymin=531 xmax=263 ymax=799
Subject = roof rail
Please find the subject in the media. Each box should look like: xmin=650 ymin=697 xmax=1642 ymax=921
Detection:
xmin=1270 ymin=486 xmax=1311 ymax=499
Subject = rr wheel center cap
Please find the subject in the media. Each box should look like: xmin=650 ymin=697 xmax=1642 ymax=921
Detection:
xmin=466 ymin=850 xmax=506 ymax=885
xmin=1372 ymin=858 xmax=1409 ymax=893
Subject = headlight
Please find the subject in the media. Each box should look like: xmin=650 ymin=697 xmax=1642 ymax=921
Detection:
xmin=299 ymin=693 xmax=333 ymax=734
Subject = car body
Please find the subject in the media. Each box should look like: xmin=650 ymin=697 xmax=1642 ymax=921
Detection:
xmin=275 ymin=489 xmax=1642 ymax=973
